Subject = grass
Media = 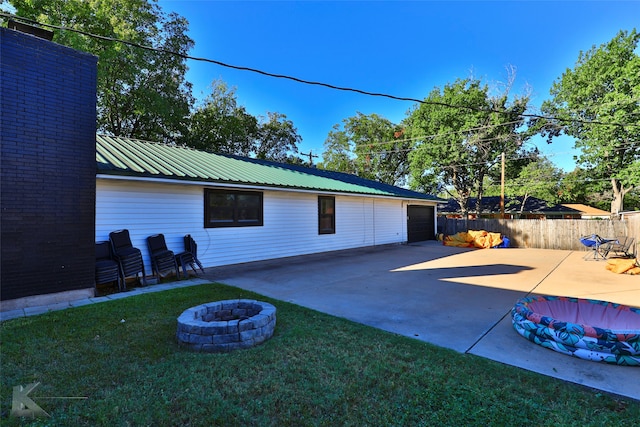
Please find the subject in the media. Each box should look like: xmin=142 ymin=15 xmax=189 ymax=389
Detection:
xmin=1 ymin=283 xmax=638 ymax=426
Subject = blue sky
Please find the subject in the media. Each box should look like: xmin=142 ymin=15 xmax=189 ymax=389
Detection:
xmin=158 ymin=0 xmax=639 ymax=171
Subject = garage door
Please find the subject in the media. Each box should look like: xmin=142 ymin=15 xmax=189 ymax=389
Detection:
xmin=407 ymin=205 xmax=435 ymax=243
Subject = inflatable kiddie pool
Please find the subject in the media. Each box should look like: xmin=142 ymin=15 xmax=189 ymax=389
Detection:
xmin=512 ymin=295 xmax=640 ymax=366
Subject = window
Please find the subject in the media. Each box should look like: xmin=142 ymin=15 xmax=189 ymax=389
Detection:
xmin=205 ymin=189 xmax=263 ymax=228
xmin=318 ymin=196 xmax=335 ymax=234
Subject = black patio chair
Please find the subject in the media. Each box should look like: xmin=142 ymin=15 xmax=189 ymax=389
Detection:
xmin=175 ymin=234 xmax=206 ymax=278
xmin=147 ymin=234 xmax=178 ymax=279
xmin=95 ymin=241 xmax=124 ymax=292
xmin=109 ymin=229 xmax=147 ymax=286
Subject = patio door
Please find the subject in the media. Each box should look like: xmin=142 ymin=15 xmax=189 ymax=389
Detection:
xmin=407 ymin=205 xmax=435 ymax=243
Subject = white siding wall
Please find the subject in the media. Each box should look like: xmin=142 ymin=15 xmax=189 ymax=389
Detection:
xmin=96 ymin=178 xmax=434 ymax=272
xmin=373 ymin=199 xmax=406 ymax=244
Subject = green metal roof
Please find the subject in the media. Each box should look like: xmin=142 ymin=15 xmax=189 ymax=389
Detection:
xmin=96 ymin=135 xmax=441 ymax=201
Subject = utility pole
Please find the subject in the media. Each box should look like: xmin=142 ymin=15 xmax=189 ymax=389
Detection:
xmin=500 ymin=152 xmax=505 ymax=219
xmin=300 ymin=150 xmax=318 ymax=167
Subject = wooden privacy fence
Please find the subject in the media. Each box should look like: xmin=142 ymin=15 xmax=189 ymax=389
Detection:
xmin=437 ymin=216 xmax=640 ymax=253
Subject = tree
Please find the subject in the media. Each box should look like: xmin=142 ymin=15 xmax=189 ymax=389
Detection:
xmin=556 ymin=167 xmax=592 ymax=204
xmin=181 ymin=80 xmax=302 ymax=162
xmin=537 ymin=29 xmax=640 ymax=213
xmin=407 ymin=77 xmax=530 ymax=217
xmin=320 ymin=112 xmax=410 ymax=186
xmin=181 ymin=81 xmax=259 ymax=155
xmin=255 ymin=112 xmax=302 ymax=163
xmin=483 ymin=147 xmax=543 ymax=197
xmin=509 ymin=157 xmax=564 ymax=213
xmin=9 ymin=0 xmax=194 ymax=142
xmin=624 ymin=187 xmax=640 ymax=211
xmin=320 ymin=124 xmax=356 ymax=174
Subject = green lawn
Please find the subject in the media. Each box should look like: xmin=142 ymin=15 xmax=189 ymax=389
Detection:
xmin=1 ymin=283 xmax=638 ymax=426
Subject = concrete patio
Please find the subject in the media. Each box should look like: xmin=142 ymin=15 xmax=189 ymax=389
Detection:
xmin=2 ymin=242 xmax=639 ymax=400
xmin=204 ymin=242 xmax=640 ymax=401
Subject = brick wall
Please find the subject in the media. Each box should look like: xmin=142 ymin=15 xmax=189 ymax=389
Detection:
xmin=1 ymin=27 xmax=98 ymax=301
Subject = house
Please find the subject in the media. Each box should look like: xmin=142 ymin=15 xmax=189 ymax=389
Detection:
xmin=96 ymin=135 xmax=443 ymax=274
xmin=438 ymin=196 xmax=582 ymax=219
xmin=561 ymin=204 xmax=611 ymax=219
xmin=1 ymin=24 xmax=442 ymax=311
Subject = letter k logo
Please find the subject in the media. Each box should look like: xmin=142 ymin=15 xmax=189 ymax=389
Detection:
xmin=11 ymin=382 xmax=49 ymax=418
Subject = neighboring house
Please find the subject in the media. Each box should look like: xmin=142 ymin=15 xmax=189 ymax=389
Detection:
xmin=96 ymin=135 xmax=443 ymax=274
xmin=561 ymin=204 xmax=611 ymax=219
xmin=438 ymin=196 xmax=582 ymax=219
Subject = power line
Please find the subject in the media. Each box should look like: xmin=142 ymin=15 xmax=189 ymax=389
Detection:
xmin=2 ymin=12 xmax=639 ymax=130
xmin=329 ymin=147 xmax=636 ymax=175
xmin=342 ymin=136 xmax=639 ymax=159
xmin=334 ymin=120 xmax=525 ymax=148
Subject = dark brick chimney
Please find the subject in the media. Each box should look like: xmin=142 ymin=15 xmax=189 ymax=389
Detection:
xmin=1 ymin=26 xmax=98 ymax=306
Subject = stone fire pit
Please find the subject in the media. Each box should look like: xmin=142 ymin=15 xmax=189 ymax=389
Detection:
xmin=176 ymin=299 xmax=276 ymax=353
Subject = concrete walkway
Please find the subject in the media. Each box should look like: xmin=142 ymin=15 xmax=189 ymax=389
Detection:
xmin=2 ymin=242 xmax=639 ymax=400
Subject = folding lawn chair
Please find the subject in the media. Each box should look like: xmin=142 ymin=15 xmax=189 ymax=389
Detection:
xmin=579 ymin=234 xmax=613 ymax=260
xmin=601 ymin=237 xmax=636 ymax=259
